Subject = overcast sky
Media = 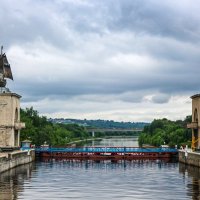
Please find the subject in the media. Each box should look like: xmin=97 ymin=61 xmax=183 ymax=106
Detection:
xmin=1 ymin=0 xmax=199 ymax=122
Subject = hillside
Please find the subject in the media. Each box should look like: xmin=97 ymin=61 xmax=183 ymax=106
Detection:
xmin=48 ymin=118 xmax=148 ymax=129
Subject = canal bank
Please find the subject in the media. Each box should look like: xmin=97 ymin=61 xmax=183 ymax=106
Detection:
xmin=0 ymin=150 xmax=35 ymax=173
xmin=179 ymin=149 xmax=200 ymax=167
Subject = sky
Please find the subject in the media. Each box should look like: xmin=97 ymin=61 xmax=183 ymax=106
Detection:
xmin=0 ymin=0 xmax=199 ymax=122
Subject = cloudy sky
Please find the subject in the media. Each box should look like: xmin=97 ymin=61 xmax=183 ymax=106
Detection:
xmin=1 ymin=0 xmax=199 ymax=122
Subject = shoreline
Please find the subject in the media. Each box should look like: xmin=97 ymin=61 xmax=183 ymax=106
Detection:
xmin=66 ymin=137 xmax=103 ymax=145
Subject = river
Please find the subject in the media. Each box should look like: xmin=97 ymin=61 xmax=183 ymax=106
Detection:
xmin=82 ymin=136 xmax=139 ymax=147
xmin=0 ymin=137 xmax=200 ymax=200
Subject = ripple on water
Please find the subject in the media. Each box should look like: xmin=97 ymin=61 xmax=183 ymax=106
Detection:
xmin=0 ymin=160 xmax=196 ymax=200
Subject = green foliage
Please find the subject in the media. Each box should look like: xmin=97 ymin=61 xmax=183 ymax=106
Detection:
xmin=20 ymin=107 xmax=89 ymax=146
xmin=50 ymin=118 xmax=149 ymax=129
xmin=138 ymin=116 xmax=192 ymax=147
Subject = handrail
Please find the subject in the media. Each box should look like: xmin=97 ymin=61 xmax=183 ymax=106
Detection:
xmin=21 ymin=147 xmax=178 ymax=153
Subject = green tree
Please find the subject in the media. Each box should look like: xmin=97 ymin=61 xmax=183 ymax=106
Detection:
xmin=20 ymin=107 xmax=90 ymax=146
xmin=138 ymin=116 xmax=192 ymax=147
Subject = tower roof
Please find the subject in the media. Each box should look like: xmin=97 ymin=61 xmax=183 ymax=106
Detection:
xmin=191 ymin=94 xmax=200 ymax=99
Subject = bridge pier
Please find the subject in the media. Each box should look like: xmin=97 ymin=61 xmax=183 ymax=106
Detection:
xmin=92 ymin=131 xmax=95 ymax=137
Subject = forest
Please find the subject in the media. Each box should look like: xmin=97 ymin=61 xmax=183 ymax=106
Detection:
xmin=138 ymin=116 xmax=192 ymax=147
xmin=20 ymin=107 xmax=192 ymax=148
xmin=49 ymin=118 xmax=148 ymax=129
xmin=20 ymin=107 xmax=89 ymax=146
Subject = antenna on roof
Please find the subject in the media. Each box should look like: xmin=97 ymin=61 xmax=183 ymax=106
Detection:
xmin=1 ymin=46 xmax=3 ymax=56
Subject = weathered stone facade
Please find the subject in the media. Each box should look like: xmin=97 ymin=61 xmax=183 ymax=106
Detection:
xmin=187 ymin=94 xmax=200 ymax=150
xmin=0 ymin=93 xmax=25 ymax=147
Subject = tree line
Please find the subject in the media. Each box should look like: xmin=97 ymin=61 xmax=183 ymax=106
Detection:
xmin=20 ymin=107 xmax=192 ymax=148
xmin=20 ymin=107 xmax=89 ymax=146
xmin=49 ymin=118 xmax=148 ymax=129
xmin=138 ymin=116 xmax=192 ymax=147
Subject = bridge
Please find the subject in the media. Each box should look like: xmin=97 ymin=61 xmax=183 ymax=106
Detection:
xmin=33 ymin=147 xmax=177 ymax=153
xmin=86 ymin=128 xmax=143 ymax=137
xmin=86 ymin=128 xmax=143 ymax=132
xmin=22 ymin=147 xmax=178 ymax=160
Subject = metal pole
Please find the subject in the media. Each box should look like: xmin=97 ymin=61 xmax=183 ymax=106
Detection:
xmin=1 ymin=46 xmax=3 ymax=56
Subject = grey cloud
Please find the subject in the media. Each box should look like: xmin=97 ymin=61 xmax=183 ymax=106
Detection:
xmin=0 ymin=1 xmax=74 ymax=49
xmin=0 ymin=0 xmax=199 ymax=122
xmin=151 ymin=94 xmax=170 ymax=104
xmin=9 ymin=65 xmax=200 ymax=104
xmin=1 ymin=0 xmax=200 ymax=53
xmin=107 ymin=0 xmax=200 ymax=43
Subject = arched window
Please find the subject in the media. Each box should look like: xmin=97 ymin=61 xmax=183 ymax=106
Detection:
xmin=194 ymin=108 xmax=198 ymax=122
xmin=15 ymin=108 xmax=18 ymax=122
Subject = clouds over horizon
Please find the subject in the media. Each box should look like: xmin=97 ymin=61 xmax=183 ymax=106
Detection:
xmin=0 ymin=0 xmax=198 ymax=121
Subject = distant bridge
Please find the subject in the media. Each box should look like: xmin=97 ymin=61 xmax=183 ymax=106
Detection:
xmin=86 ymin=128 xmax=143 ymax=137
xmin=86 ymin=128 xmax=143 ymax=133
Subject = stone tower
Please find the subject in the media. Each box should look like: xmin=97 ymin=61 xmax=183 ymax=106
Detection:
xmin=0 ymin=93 xmax=25 ymax=147
xmin=0 ymin=47 xmax=25 ymax=147
xmin=187 ymin=94 xmax=200 ymax=150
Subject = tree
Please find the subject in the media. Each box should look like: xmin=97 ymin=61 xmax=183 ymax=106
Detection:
xmin=138 ymin=117 xmax=192 ymax=147
xmin=20 ymin=107 xmax=89 ymax=146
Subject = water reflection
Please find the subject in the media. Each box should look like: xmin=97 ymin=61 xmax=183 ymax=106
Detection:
xmin=0 ymin=163 xmax=35 ymax=200
xmin=21 ymin=159 xmax=180 ymax=200
xmin=179 ymin=163 xmax=200 ymax=200
xmin=80 ymin=136 xmax=139 ymax=147
xmin=39 ymin=158 xmax=174 ymax=170
xmin=1 ymin=135 xmax=200 ymax=200
xmin=0 ymin=160 xmax=197 ymax=200
xmin=46 ymin=158 xmax=177 ymax=168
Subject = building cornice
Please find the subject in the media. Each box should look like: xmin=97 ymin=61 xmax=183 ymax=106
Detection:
xmin=191 ymin=94 xmax=200 ymax=99
xmin=0 ymin=92 xmax=21 ymax=98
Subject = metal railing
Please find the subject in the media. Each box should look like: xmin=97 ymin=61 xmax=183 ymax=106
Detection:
xmin=21 ymin=147 xmax=178 ymax=153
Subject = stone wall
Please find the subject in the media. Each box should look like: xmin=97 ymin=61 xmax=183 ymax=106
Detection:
xmin=0 ymin=150 xmax=35 ymax=173
xmin=179 ymin=150 xmax=200 ymax=167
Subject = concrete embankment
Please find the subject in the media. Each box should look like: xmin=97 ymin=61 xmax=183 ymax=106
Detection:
xmin=0 ymin=150 xmax=35 ymax=173
xmin=179 ymin=150 xmax=200 ymax=167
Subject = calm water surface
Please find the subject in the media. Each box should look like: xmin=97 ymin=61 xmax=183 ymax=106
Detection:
xmin=0 ymin=137 xmax=200 ymax=200
xmin=83 ymin=136 xmax=139 ymax=147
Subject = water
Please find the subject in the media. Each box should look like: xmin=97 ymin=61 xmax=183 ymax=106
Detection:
xmin=0 ymin=137 xmax=200 ymax=200
xmin=83 ymin=136 xmax=138 ymax=147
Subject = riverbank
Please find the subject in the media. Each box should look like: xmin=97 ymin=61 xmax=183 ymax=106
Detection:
xmin=67 ymin=137 xmax=103 ymax=145
xmin=0 ymin=150 xmax=35 ymax=173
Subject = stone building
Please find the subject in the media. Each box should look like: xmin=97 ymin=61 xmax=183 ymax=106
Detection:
xmin=0 ymin=47 xmax=25 ymax=147
xmin=187 ymin=94 xmax=200 ymax=150
xmin=0 ymin=92 xmax=25 ymax=147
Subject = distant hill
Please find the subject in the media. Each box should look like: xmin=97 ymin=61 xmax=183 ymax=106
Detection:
xmin=48 ymin=118 xmax=149 ymax=129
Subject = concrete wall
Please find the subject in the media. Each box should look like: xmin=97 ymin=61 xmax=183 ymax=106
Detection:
xmin=179 ymin=150 xmax=200 ymax=167
xmin=0 ymin=150 xmax=35 ymax=173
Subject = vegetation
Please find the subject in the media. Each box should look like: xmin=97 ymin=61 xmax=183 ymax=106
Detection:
xmin=49 ymin=118 xmax=148 ymax=129
xmin=20 ymin=107 xmax=89 ymax=146
xmin=90 ymin=131 xmax=141 ymax=137
xmin=20 ymin=107 xmax=192 ymax=148
xmin=138 ymin=116 xmax=192 ymax=147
